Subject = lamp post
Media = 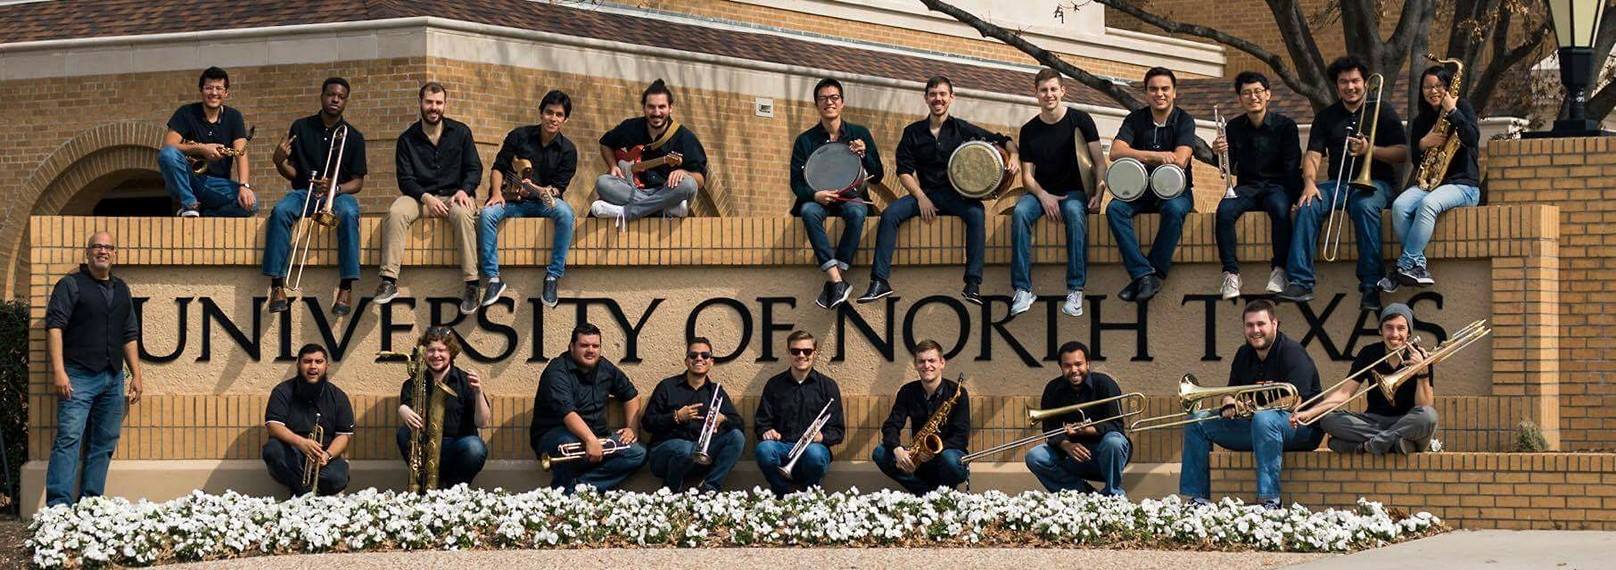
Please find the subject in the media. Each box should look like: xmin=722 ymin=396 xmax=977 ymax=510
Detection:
xmin=1526 ymin=0 xmax=1608 ymax=138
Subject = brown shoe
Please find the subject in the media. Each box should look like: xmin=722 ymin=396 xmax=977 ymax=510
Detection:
xmin=268 ymin=286 xmax=290 ymax=313
xmin=331 ymin=287 xmax=353 ymax=316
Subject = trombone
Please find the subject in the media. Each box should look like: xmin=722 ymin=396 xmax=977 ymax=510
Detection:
xmin=1297 ymin=320 xmax=1490 ymax=425
xmin=960 ymin=392 xmax=1145 ymax=464
xmin=1321 ymin=73 xmax=1384 ymax=262
xmin=540 ymin=438 xmax=631 ymax=471
xmin=1129 ymin=374 xmax=1299 ymax=432
xmin=283 ymin=124 xmax=350 ymax=296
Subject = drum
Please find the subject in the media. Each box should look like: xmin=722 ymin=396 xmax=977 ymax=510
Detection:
xmin=948 ymin=140 xmax=1012 ymax=200
xmin=1106 ymin=157 xmax=1150 ymax=202
xmin=804 ymin=142 xmax=867 ymax=200
xmin=1149 ymin=164 xmax=1187 ymax=200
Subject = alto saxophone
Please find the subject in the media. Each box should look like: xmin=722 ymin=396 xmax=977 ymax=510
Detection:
xmin=384 ymin=347 xmax=458 ymax=493
xmin=1415 ymin=54 xmax=1464 ymax=191
xmin=907 ymin=373 xmax=966 ymax=464
xmin=301 ymin=412 xmax=324 ymax=495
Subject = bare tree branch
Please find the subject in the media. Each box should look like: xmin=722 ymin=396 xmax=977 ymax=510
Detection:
xmin=1585 ymin=6 xmax=1616 ymax=120
xmin=1264 ymin=0 xmax=1333 ymax=108
xmin=1470 ymin=22 xmax=1551 ymax=117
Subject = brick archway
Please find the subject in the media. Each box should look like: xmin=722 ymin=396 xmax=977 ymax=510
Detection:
xmin=1 ymin=122 xmax=165 ymax=296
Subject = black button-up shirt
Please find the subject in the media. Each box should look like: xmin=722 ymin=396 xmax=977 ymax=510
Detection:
xmin=1228 ymin=332 xmax=1322 ymax=403
xmin=285 ymin=114 xmax=367 ymax=188
xmin=1226 ymin=110 xmax=1302 ymax=198
xmin=394 ymin=118 xmax=482 ymax=200
xmin=880 ymin=379 xmax=970 ymax=451
xmin=398 ymin=365 xmax=482 ymax=439
xmin=265 ymin=379 xmax=355 ymax=447
xmin=643 ymin=374 xmax=745 ymax=445
xmin=895 ymin=116 xmax=1010 ymax=197
xmin=1409 ymin=99 xmax=1480 ymax=188
xmin=1307 ymin=100 xmax=1408 ymax=188
xmin=1115 ymin=106 xmax=1198 ymax=190
xmin=598 ymin=117 xmax=708 ymax=187
xmin=1038 ymin=372 xmax=1127 ymax=453
xmin=788 ymin=120 xmax=884 ymax=214
xmin=754 ymin=368 xmax=845 ymax=447
xmin=530 ymin=354 xmax=638 ymax=441
xmin=1351 ymin=341 xmax=1433 ymax=417
xmin=493 ymin=125 xmax=579 ymax=195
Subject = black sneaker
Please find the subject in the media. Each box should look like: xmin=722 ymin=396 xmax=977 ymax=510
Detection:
xmin=814 ymin=281 xmax=834 ymax=309
xmin=1133 ymin=274 xmax=1163 ymax=302
xmin=1378 ymin=275 xmax=1401 ymax=294
xmin=827 ymin=281 xmax=852 ymax=309
xmin=1360 ymin=289 xmax=1382 ymax=312
xmin=1410 ymin=265 xmax=1435 ymax=287
xmin=459 ymin=282 xmax=479 ymax=315
xmin=331 ymin=288 xmax=353 ymax=316
xmin=1275 ymin=283 xmax=1314 ymax=303
xmin=541 ymin=277 xmax=559 ymax=308
xmin=374 ymin=279 xmax=399 ymax=304
xmin=857 ymin=279 xmax=892 ymax=303
xmin=961 ymin=282 xmax=982 ymax=305
xmin=1118 ymin=280 xmax=1139 ymax=303
xmin=268 ymin=286 xmax=290 ymax=313
xmin=480 ymin=280 xmax=507 ymax=308
xmin=1394 ymin=265 xmax=1421 ymax=287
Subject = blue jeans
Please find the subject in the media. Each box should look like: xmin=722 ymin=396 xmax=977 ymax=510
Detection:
xmin=870 ymin=191 xmax=985 ymax=285
xmin=262 ymin=438 xmax=350 ymax=496
xmin=1106 ymin=192 xmax=1193 ymax=280
xmin=1215 ymin=182 xmax=1292 ymax=274
xmin=1023 ymin=432 xmax=1131 ymax=496
xmin=1391 ymin=184 xmax=1480 ymax=269
xmin=394 ymin=426 xmax=490 ymax=488
xmin=1286 ymin=179 xmax=1390 ymax=291
xmin=798 ymin=202 xmax=868 ymax=272
xmin=870 ymin=445 xmax=968 ymax=495
xmin=478 ymin=200 xmax=576 ymax=279
xmin=261 ymin=189 xmax=362 ymax=280
xmin=1010 ymin=192 xmax=1088 ymax=292
xmin=157 ymin=146 xmax=256 ymax=217
xmin=44 ymin=365 xmax=125 ymax=507
xmin=1179 ymin=409 xmax=1321 ymax=501
xmin=534 ymin=426 xmax=647 ymax=493
xmin=647 ymin=429 xmax=746 ymax=491
xmin=754 ymin=440 xmax=832 ymax=496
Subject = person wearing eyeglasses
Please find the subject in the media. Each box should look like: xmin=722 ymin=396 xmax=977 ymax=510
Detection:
xmin=753 ymin=330 xmax=846 ymax=496
xmin=642 ymin=337 xmax=746 ymax=492
xmin=1380 ymin=64 xmax=1481 ymax=291
xmin=1212 ymin=71 xmax=1301 ymax=300
xmin=790 ymin=78 xmax=883 ymax=310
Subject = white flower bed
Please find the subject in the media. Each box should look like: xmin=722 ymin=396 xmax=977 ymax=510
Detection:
xmin=27 ymin=486 xmax=1442 ymax=568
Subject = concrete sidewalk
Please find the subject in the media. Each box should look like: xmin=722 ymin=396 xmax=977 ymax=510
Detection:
xmin=1287 ymin=530 xmax=1615 ymax=570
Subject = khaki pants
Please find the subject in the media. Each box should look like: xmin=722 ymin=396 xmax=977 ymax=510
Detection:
xmin=380 ymin=195 xmax=478 ymax=282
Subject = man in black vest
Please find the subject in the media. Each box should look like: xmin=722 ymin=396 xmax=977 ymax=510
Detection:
xmin=43 ymin=231 xmax=144 ymax=507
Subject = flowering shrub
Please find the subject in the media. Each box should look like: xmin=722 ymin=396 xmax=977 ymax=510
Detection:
xmin=28 ymin=486 xmax=1443 ymax=568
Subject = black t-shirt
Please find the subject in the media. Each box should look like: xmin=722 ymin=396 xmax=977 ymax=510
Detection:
xmin=1307 ymin=100 xmax=1408 ymax=188
xmin=1227 ymin=332 xmax=1322 ymax=403
xmin=398 ymin=365 xmax=482 ymax=439
xmin=1019 ymin=108 xmax=1101 ymax=197
xmin=1115 ymin=106 xmax=1198 ymax=190
xmin=166 ymin=103 xmax=247 ymax=179
xmin=265 ymin=378 xmax=356 ymax=447
xmin=286 ymin=114 xmax=368 ymax=189
xmin=598 ymin=117 xmax=708 ymax=187
xmin=1351 ymin=341 xmax=1432 ymax=417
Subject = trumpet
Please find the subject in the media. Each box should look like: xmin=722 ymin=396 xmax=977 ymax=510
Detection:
xmin=779 ymin=398 xmax=835 ymax=480
xmin=182 ymin=125 xmax=256 ymax=175
xmin=540 ymin=438 xmax=631 ymax=471
xmin=301 ymin=412 xmax=325 ymax=494
xmin=962 ymin=391 xmax=1145 ymax=464
xmin=1297 ymin=320 xmax=1489 ymax=425
xmin=283 ymin=125 xmax=349 ymax=297
xmin=1129 ymin=374 xmax=1299 ymax=432
xmin=1214 ymin=105 xmax=1236 ymax=199
xmin=1322 ymin=73 xmax=1385 ymax=262
xmin=691 ymin=383 xmax=725 ymax=466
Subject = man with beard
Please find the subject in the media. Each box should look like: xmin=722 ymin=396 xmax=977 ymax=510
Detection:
xmin=591 ymin=79 xmax=708 ymax=222
xmin=1023 ymin=341 xmax=1131 ymax=496
xmin=477 ymin=90 xmax=579 ymax=310
xmin=1292 ymin=304 xmax=1438 ymax=454
xmin=858 ymin=75 xmax=1018 ymax=305
xmin=395 ymin=326 xmax=492 ymax=488
xmin=1106 ymin=67 xmax=1196 ymax=304
xmin=263 ymin=77 xmax=367 ymax=316
xmin=872 ymin=340 xmax=970 ymax=494
xmin=789 ymin=77 xmax=883 ymax=309
xmin=376 ymin=82 xmax=484 ymax=314
xmin=1179 ymin=299 xmax=1322 ymax=509
xmin=754 ymin=330 xmax=845 ymax=496
xmin=158 ymin=66 xmax=255 ymax=217
xmin=642 ymin=337 xmax=745 ymax=492
xmin=531 ymin=323 xmax=647 ymax=492
xmin=263 ymin=343 xmax=356 ymax=496
xmin=44 ymin=231 xmax=144 ymax=507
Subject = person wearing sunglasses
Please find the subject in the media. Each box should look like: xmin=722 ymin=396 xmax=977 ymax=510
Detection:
xmin=753 ymin=330 xmax=846 ymax=496
xmin=642 ymin=337 xmax=746 ymax=492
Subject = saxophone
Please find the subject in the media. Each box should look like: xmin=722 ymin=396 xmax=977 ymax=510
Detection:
xmin=385 ymin=347 xmax=458 ymax=493
xmin=1415 ymin=54 xmax=1465 ymax=191
xmin=907 ymin=373 xmax=966 ymax=464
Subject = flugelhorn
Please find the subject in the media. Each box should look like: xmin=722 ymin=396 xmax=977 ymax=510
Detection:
xmin=540 ymin=438 xmax=631 ymax=471
xmin=283 ymin=125 xmax=350 ymax=298
xmin=1322 ymin=73 xmax=1385 ymax=262
xmin=961 ymin=391 xmax=1145 ymax=464
xmin=1129 ymin=374 xmax=1298 ymax=432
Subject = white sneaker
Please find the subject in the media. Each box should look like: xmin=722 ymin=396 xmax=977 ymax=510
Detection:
xmin=1265 ymin=267 xmax=1287 ymax=293
xmin=1009 ymin=289 xmax=1036 ymax=317
xmin=1220 ymin=272 xmax=1241 ymax=300
xmin=1062 ymin=290 xmax=1084 ymax=317
xmin=589 ymin=200 xmax=624 ymax=218
xmin=665 ymin=200 xmax=690 ymax=217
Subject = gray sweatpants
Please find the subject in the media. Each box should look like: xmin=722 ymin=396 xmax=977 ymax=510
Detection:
xmin=595 ymin=174 xmax=698 ymax=220
xmin=1318 ymin=406 xmax=1438 ymax=455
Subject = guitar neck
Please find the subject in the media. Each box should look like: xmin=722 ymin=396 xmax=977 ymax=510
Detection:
xmin=631 ymin=155 xmax=679 ymax=173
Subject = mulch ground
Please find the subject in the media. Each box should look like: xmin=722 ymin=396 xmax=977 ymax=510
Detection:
xmin=1 ymin=515 xmax=31 ymax=568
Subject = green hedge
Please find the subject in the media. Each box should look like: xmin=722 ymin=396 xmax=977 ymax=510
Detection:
xmin=0 ymin=300 xmax=26 ymax=514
